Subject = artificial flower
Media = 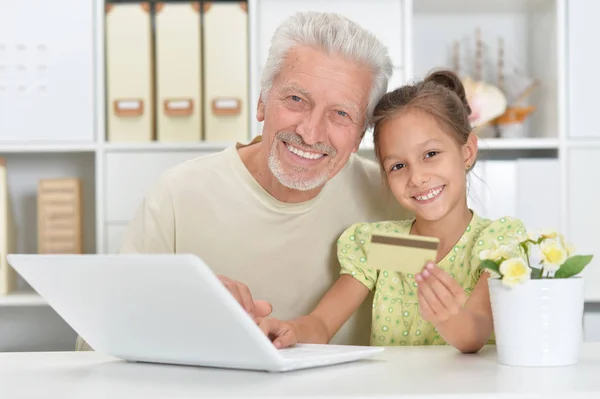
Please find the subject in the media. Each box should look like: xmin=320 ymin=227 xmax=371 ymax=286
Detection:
xmin=479 ymin=241 xmax=516 ymax=262
xmin=523 ymin=229 xmax=558 ymax=243
xmin=557 ymin=233 xmax=576 ymax=256
xmin=499 ymin=257 xmax=532 ymax=287
xmin=539 ymin=238 xmax=568 ymax=273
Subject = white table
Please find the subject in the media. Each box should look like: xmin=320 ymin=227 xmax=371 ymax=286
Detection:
xmin=3 ymin=344 xmax=600 ymax=399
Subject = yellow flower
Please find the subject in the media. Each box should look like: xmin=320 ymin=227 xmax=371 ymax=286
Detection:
xmin=540 ymin=230 xmax=558 ymax=239
xmin=524 ymin=229 xmax=558 ymax=243
xmin=499 ymin=258 xmax=531 ymax=287
xmin=479 ymin=241 xmax=516 ymax=262
xmin=540 ymin=238 xmax=568 ymax=272
xmin=518 ymin=234 xmax=530 ymax=243
xmin=556 ymin=233 xmax=576 ymax=256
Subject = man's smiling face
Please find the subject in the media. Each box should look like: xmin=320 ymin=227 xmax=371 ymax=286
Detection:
xmin=257 ymin=45 xmax=373 ymax=191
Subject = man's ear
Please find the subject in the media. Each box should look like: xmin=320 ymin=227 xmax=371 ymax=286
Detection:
xmin=352 ymin=131 xmax=365 ymax=153
xmin=463 ymin=132 xmax=478 ymax=170
xmin=256 ymin=96 xmax=265 ymax=122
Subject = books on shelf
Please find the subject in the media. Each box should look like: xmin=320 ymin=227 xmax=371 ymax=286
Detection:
xmin=37 ymin=178 xmax=83 ymax=254
xmin=0 ymin=158 xmax=17 ymax=295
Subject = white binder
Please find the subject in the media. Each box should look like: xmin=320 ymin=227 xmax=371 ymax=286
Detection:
xmin=203 ymin=2 xmax=249 ymax=142
xmin=155 ymin=2 xmax=203 ymax=142
xmin=105 ymin=2 xmax=154 ymax=142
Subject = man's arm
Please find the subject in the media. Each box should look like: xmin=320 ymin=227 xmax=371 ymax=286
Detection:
xmin=75 ymin=335 xmax=93 ymax=351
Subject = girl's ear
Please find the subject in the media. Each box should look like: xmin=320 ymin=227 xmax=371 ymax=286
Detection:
xmin=463 ymin=132 xmax=478 ymax=170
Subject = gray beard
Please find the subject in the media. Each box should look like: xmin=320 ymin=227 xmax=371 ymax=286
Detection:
xmin=267 ymin=133 xmax=336 ymax=192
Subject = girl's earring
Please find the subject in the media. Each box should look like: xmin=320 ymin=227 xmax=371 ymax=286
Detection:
xmin=466 ymin=164 xmax=471 ymax=171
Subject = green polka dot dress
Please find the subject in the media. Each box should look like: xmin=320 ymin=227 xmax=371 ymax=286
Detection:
xmin=337 ymin=212 xmax=527 ymax=346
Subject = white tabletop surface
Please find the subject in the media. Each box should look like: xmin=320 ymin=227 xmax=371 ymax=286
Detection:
xmin=3 ymin=343 xmax=600 ymax=399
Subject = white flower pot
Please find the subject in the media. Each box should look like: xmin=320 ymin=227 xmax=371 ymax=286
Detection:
xmin=487 ymin=277 xmax=584 ymax=367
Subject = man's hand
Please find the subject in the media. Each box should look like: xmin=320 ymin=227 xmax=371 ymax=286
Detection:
xmin=257 ymin=318 xmax=298 ymax=349
xmin=415 ymin=263 xmax=466 ymax=325
xmin=217 ymin=275 xmax=272 ymax=319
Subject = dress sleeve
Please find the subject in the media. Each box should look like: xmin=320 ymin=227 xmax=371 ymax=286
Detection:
xmin=470 ymin=216 xmax=528 ymax=282
xmin=337 ymin=222 xmax=378 ymax=291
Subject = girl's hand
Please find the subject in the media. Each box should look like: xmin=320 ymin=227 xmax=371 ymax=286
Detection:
xmin=415 ymin=262 xmax=467 ymax=325
xmin=257 ymin=318 xmax=299 ymax=349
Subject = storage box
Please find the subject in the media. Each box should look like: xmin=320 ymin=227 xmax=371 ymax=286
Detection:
xmin=105 ymin=2 xmax=154 ymax=142
xmin=37 ymin=178 xmax=83 ymax=254
xmin=155 ymin=2 xmax=203 ymax=142
xmin=203 ymin=2 xmax=249 ymax=142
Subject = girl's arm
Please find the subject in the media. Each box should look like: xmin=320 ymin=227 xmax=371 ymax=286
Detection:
xmin=416 ymin=264 xmax=493 ymax=353
xmin=258 ymin=275 xmax=370 ymax=348
xmin=435 ymin=272 xmax=493 ymax=353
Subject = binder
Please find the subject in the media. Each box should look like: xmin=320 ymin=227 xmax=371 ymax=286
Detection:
xmin=0 ymin=158 xmax=17 ymax=295
xmin=105 ymin=2 xmax=154 ymax=142
xmin=203 ymin=2 xmax=249 ymax=142
xmin=37 ymin=178 xmax=83 ymax=254
xmin=155 ymin=2 xmax=203 ymax=142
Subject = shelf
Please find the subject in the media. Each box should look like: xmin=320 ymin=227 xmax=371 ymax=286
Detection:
xmin=103 ymin=142 xmax=234 ymax=152
xmin=0 ymin=138 xmax=556 ymax=154
xmin=0 ymin=142 xmax=97 ymax=153
xmin=414 ymin=0 xmax=550 ymax=13
xmin=477 ymin=138 xmax=559 ymax=150
xmin=567 ymin=140 xmax=600 ymax=149
xmin=412 ymin=0 xmax=559 ymax=144
xmin=0 ymin=289 xmax=46 ymax=307
xmin=359 ymin=138 xmax=559 ymax=151
xmin=0 ymin=141 xmax=237 ymax=153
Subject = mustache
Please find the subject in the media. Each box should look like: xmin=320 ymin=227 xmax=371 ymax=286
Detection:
xmin=276 ymin=132 xmax=337 ymax=156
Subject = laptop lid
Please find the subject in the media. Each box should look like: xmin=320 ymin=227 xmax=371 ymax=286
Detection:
xmin=7 ymin=253 xmax=283 ymax=370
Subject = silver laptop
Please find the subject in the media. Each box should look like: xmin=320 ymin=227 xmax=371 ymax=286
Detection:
xmin=7 ymin=253 xmax=383 ymax=372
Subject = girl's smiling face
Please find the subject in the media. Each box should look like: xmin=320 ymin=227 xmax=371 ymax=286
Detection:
xmin=378 ymin=108 xmax=478 ymax=222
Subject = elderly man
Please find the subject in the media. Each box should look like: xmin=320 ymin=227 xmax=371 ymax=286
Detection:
xmin=77 ymin=11 xmax=408 ymax=351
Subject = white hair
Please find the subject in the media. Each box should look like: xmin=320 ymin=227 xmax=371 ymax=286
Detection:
xmin=260 ymin=11 xmax=393 ymax=123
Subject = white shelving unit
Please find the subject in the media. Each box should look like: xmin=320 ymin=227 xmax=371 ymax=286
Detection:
xmin=0 ymin=289 xmax=46 ymax=307
xmin=0 ymin=143 xmax=97 ymax=153
xmin=1 ymin=0 xmax=599 ymax=349
xmin=477 ymin=138 xmax=559 ymax=150
xmin=360 ymin=137 xmax=560 ymax=151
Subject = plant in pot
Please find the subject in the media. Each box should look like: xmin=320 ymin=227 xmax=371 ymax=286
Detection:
xmin=480 ymin=230 xmax=593 ymax=367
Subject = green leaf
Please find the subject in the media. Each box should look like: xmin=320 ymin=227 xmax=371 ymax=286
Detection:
xmin=530 ymin=266 xmax=543 ymax=279
xmin=480 ymin=259 xmax=501 ymax=276
xmin=554 ymin=255 xmax=594 ymax=279
xmin=519 ymin=241 xmax=530 ymax=258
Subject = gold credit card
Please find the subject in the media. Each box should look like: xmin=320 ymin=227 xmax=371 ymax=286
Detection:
xmin=369 ymin=233 xmax=440 ymax=274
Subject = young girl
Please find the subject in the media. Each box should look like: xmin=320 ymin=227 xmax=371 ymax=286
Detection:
xmin=258 ymin=69 xmax=527 ymax=353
